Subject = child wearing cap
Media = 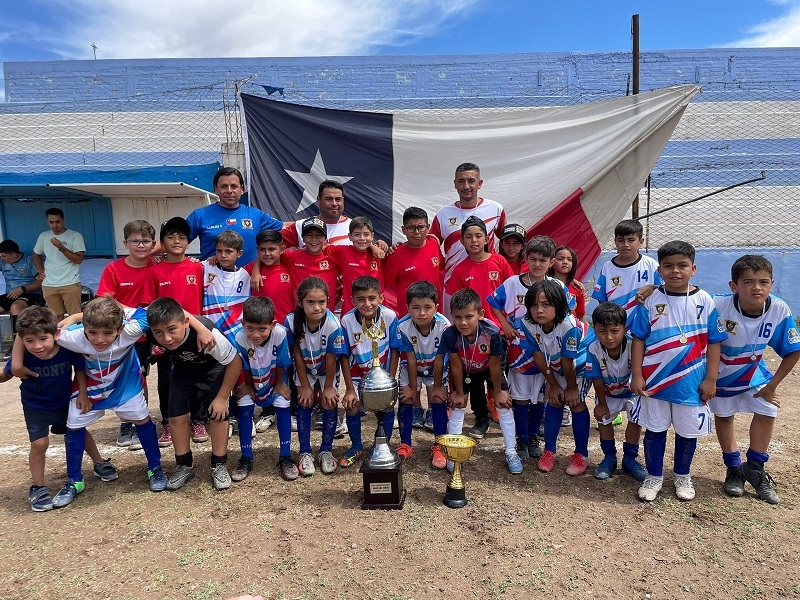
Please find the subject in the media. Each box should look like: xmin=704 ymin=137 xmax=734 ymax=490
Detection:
xmin=498 ymin=223 xmax=528 ymax=275
xmin=279 ymin=217 xmax=341 ymax=308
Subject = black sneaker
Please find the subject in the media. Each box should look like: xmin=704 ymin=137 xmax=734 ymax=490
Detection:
xmin=29 ymin=485 xmax=53 ymax=512
xmin=742 ymin=462 xmax=780 ymax=505
xmin=469 ymin=418 xmax=489 ymax=439
xmin=528 ymin=436 xmax=544 ymax=458
xmin=723 ymin=465 xmax=745 ymax=497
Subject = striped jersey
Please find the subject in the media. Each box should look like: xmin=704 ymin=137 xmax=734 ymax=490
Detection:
xmin=396 ymin=313 xmax=450 ymax=377
xmin=284 ymin=309 xmax=347 ymax=384
xmin=234 ymin=323 xmax=292 ymax=402
xmin=592 ymin=254 xmax=662 ymax=317
xmin=202 ymin=260 xmax=250 ymax=340
xmin=341 ymin=306 xmax=401 ymax=380
xmin=519 ymin=315 xmax=594 ymax=383
xmin=584 ymin=335 xmax=635 ymax=399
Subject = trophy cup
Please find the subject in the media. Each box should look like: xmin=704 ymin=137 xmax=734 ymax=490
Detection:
xmin=436 ymin=434 xmax=477 ymax=508
xmin=357 ymin=319 xmax=406 ymax=510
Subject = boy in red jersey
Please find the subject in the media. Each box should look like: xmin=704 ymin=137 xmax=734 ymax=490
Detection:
xmin=326 ymin=216 xmax=384 ymax=315
xmin=384 ymin=207 xmax=444 ymax=319
xmin=148 ymin=217 xmax=207 ymax=445
xmin=245 ymin=230 xmax=294 ymax=325
xmin=280 ymin=217 xmax=340 ymax=308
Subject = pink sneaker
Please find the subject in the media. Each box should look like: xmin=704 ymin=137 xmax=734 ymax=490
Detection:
xmin=538 ymin=450 xmax=556 ymax=472
xmin=157 ymin=424 xmax=172 ymax=447
xmin=191 ymin=421 xmax=209 ymax=443
xmin=565 ymin=453 xmax=589 ymax=476
xmin=397 ymin=443 xmax=413 ymax=462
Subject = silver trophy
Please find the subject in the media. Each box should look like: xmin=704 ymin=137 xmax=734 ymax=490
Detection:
xmin=358 ymin=319 xmax=401 ymax=469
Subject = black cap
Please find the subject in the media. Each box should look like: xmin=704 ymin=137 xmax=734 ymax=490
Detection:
xmin=500 ymin=223 xmax=526 ymax=242
xmin=461 ymin=215 xmax=487 ymax=235
xmin=0 ymin=239 xmax=20 ymax=253
xmin=160 ymin=216 xmax=191 ymax=240
xmin=301 ymin=216 xmax=327 ymax=236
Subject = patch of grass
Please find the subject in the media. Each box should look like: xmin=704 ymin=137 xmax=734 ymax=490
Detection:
xmin=260 ymin=520 xmax=274 ymax=533
xmin=189 ymin=581 xmax=220 ymax=600
xmin=273 ymin=556 xmax=297 ymax=575
xmin=177 ymin=546 xmax=215 ymax=566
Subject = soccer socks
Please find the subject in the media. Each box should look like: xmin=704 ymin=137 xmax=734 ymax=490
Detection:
xmin=723 ymin=450 xmax=742 ymax=468
xmin=275 ymin=405 xmax=292 ymax=458
xmin=65 ymin=427 xmax=87 ymax=482
xmin=238 ymin=403 xmax=255 ymax=459
xmin=319 ymin=408 xmax=337 ymax=452
xmin=498 ymin=407 xmax=516 ymax=454
xmin=448 ymin=407 xmax=466 ymax=435
xmin=431 ymin=402 xmax=448 ymax=437
xmin=600 ymin=438 xmax=617 ymax=459
xmin=543 ymin=403 xmax=563 ymax=453
xmin=134 ymin=419 xmax=161 ymax=472
xmin=571 ymin=408 xmax=590 ymax=457
xmin=622 ymin=442 xmax=640 ymax=460
xmin=296 ymin=404 xmax=313 ymax=454
xmin=746 ymin=448 xmax=769 ymax=467
xmin=346 ymin=412 xmax=363 ymax=452
xmin=528 ymin=402 xmax=545 ymax=438
xmin=398 ymin=403 xmax=413 ymax=446
xmin=643 ymin=429 xmax=668 ymax=477
xmin=673 ymin=434 xmax=697 ymax=476
xmin=513 ymin=403 xmax=529 ymax=444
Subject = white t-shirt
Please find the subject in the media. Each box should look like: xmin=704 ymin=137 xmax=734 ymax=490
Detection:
xmin=33 ymin=228 xmax=86 ymax=286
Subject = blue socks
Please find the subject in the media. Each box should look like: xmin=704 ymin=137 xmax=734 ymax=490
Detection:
xmin=723 ymin=450 xmax=742 ymax=468
xmin=528 ymin=402 xmax=545 ymax=438
xmin=297 ymin=405 xmax=313 ymax=454
xmin=346 ymin=412 xmax=363 ymax=452
xmin=673 ymin=434 xmax=697 ymax=476
xmin=571 ymin=408 xmax=590 ymax=457
xmin=65 ymin=427 xmax=87 ymax=482
xmin=622 ymin=442 xmax=640 ymax=459
xmin=399 ymin=404 xmax=413 ymax=446
xmin=513 ymin=403 xmax=529 ymax=443
xmin=746 ymin=448 xmax=769 ymax=467
xmin=543 ymin=403 xmax=563 ymax=453
xmin=431 ymin=402 xmax=448 ymax=437
xmin=600 ymin=438 xmax=617 ymax=458
xmin=275 ymin=405 xmax=292 ymax=458
xmin=134 ymin=419 xmax=161 ymax=472
xmin=320 ymin=408 xmax=337 ymax=452
xmin=382 ymin=409 xmax=395 ymax=442
xmin=238 ymin=404 xmax=255 ymax=459
xmin=643 ymin=429 xmax=667 ymax=477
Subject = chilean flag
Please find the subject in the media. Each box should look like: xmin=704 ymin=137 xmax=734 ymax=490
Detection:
xmin=240 ymin=86 xmax=697 ymax=278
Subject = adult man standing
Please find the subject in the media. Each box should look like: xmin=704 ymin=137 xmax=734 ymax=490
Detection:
xmin=430 ymin=162 xmax=507 ymax=287
xmin=32 ymin=208 xmax=85 ymax=316
xmin=281 ymin=180 xmax=352 ymax=248
xmin=187 ymin=167 xmax=285 ymax=267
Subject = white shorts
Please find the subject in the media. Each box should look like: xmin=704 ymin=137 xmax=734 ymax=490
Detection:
xmin=708 ymin=387 xmax=776 ymax=418
xmin=597 ymin=395 xmax=636 ymax=426
xmin=634 ymin=395 xmax=712 ymax=438
xmin=294 ymin=372 xmax=340 ymax=391
xmin=67 ymin=393 xmax=150 ymax=429
xmin=238 ymin=393 xmax=290 ymax=409
xmin=508 ymin=370 xmax=545 ymax=404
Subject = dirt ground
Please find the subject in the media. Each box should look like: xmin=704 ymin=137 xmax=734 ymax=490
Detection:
xmin=1 ymin=354 xmax=799 ymax=600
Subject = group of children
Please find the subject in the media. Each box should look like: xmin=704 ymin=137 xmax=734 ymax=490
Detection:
xmin=4 ymin=204 xmax=797 ymax=512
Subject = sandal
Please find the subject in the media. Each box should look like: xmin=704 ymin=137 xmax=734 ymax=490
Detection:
xmin=338 ymin=448 xmax=364 ymax=469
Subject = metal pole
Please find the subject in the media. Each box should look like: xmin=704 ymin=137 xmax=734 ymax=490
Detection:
xmin=631 ymin=14 xmax=640 ymax=219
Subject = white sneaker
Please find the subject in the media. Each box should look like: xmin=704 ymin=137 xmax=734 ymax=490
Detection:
xmin=674 ymin=474 xmax=696 ymax=501
xmin=256 ymin=414 xmax=276 ymax=433
xmin=290 ymin=415 xmax=298 ymax=432
xmin=129 ymin=430 xmax=143 ymax=451
xmin=638 ymin=475 xmax=663 ymax=502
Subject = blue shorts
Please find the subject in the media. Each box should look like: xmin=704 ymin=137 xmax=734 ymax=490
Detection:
xmin=23 ymin=404 xmax=68 ymax=442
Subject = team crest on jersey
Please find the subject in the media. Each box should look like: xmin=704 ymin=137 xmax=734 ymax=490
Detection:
xmin=186 ymin=275 xmax=196 ymax=285
xmin=600 ymin=357 xmax=607 ymax=371
xmin=247 ymin=348 xmax=255 ymax=358
xmin=411 ymin=336 xmax=418 ymax=345
xmin=280 ymin=273 xmax=290 ymax=282
xmin=241 ymin=219 xmax=253 ymax=229
xmin=516 ymin=294 xmax=525 ymax=305
xmin=370 ymin=261 xmax=378 ymax=271
xmin=207 ymin=273 xmax=217 ymax=283
xmin=489 ymin=271 xmax=499 ymax=281
xmin=354 ymin=333 xmax=361 ymax=343
xmin=479 ymin=344 xmax=488 ymax=353
xmin=717 ymin=319 xmax=726 ymax=334
xmin=654 ymin=304 xmax=666 ymax=316
xmin=789 ymin=328 xmax=800 ymax=344
xmin=432 ymin=257 xmax=439 ymax=267
xmin=611 ymin=276 xmax=621 ymax=287
xmin=534 ymin=333 xmax=542 ymax=344
xmin=566 ymin=337 xmax=578 ymax=352
xmin=319 ymin=260 xmax=329 ymax=270
xmin=725 ymin=320 xmax=738 ymax=334
xmin=448 ymin=217 xmax=458 ymax=226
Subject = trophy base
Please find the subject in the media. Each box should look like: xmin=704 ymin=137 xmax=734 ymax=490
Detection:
xmin=359 ymin=462 xmax=406 ymax=510
xmin=443 ymin=485 xmax=468 ymax=509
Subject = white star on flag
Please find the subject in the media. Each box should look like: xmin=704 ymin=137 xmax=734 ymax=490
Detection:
xmin=285 ymin=149 xmax=353 ymax=213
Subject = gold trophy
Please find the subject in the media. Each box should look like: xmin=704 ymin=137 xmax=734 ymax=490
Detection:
xmin=436 ymin=434 xmax=477 ymax=508
xmin=357 ymin=319 xmax=405 ymax=509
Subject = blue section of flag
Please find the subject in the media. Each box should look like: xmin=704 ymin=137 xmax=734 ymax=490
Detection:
xmin=241 ymin=94 xmax=395 ymax=243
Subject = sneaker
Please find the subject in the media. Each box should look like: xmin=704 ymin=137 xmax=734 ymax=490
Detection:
xmin=397 ymin=443 xmax=413 ymax=462
xmin=423 ymin=409 xmax=434 ymax=431
xmin=93 ymin=458 xmax=119 ymax=482
xmin=621 ymin=456 xmax=648 ymax=483
xmin=566 ymin=453 xmax=589 ymax=476
xmin=561 ymin=407 xmax=572 ymax=427
xmin=742 ymin=462 xmax=780 ymax=505
xmin=506 ymin=453 xmax=524 ymax=474
xmin=290 ymin=415 xmax=298 ymax=432
xmin=412 ymin=406 xmax=424 ymax=429
xmin=638 ymin=475 xmax=663 ymax=502
xmin=612 ymin=413 xmax=624 ymax=426
xmin=723 ymin=465 xmax=745 ymax=497
xmin=211 ymin=463 xmax=232 ymax=490
xmin=228 ymin=418 xmax=236 ymax=439
xmin=538 ymin=450 xmax=556 ymax=473
xmin=538 ymin=420 xmax=545 ymax=438
xmin=148 ymin=466 xmax=168 ymax=492
xmin=278 ymin=456 xmax=300 ymax=481
xmin=338 ymin=447 xmax=364 ymax=469
xmin=53 ymin=479 xmax=85 ymax=508
xmin=29 ymin=485 xmax=53 ymax=512
xmin=116 ymin=422 xmax=133 ymax=447
xmin=431 ymin=445 xmax=447 ymax=470
xmin=255 ymin=414 xmax=275 ymax=433
xmin=158 ymin=424 xmax=172 ymax=447
xmin=191 ymin=421 xmax=209 ymax=443
xmin=319 ymin=451 xmax=337 ymax=475
xmin=298 ymin=452 xmax=316 ymax=477
xmin=468 ymin=418 xmax=489 ymax=439
xmin=674 ymin=474 xmax=696 ymax=501
xmin=313 ymin=408 xmax=323 ymax=430
xmin=231 ymin=457 xmax=254 ymax=482
xmin=528 ymin=436 xmax=543 ymax=458
xmin=516 ymin=442 xmax=530 ymax=462
xmin=129 ymin=429 xmax=143 ymax=451
xmin=166 ymin=464 xmax=196 ymax=490
xmin=334 ymin=417 xmax=347 ymax=439
xmin=594 ymin=455 xmax=618 ymax=480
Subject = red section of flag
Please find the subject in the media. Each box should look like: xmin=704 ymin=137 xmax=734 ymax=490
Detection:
xmin=526 ymin=187 xmax=600 ymax=280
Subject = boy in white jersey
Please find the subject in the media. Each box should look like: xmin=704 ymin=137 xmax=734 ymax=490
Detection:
xmin=233 ymin=297 xmax=294 ymax=481
xmin=585 ymin=302 xmax=646 ymax=481
xmin=203 ymin=230 xmax=250 ymax=341
xmin=709 ymin=255 xmax=800 ymax=504
xmin=397 ymin=281 xmax=450 ymax=468
xmin=630 ymin=241 xmax=727 ymax=502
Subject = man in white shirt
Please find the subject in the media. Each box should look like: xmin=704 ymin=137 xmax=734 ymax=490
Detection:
xmin=32 ymin=208 xmax=86 ymax=316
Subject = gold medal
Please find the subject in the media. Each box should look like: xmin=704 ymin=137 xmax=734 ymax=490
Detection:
xmin=679 ymin=334 xmax=687 ymax=344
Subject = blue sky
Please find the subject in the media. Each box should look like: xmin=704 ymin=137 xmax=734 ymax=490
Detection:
xmin=1 ymin=0 xmax=799 ymax=99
